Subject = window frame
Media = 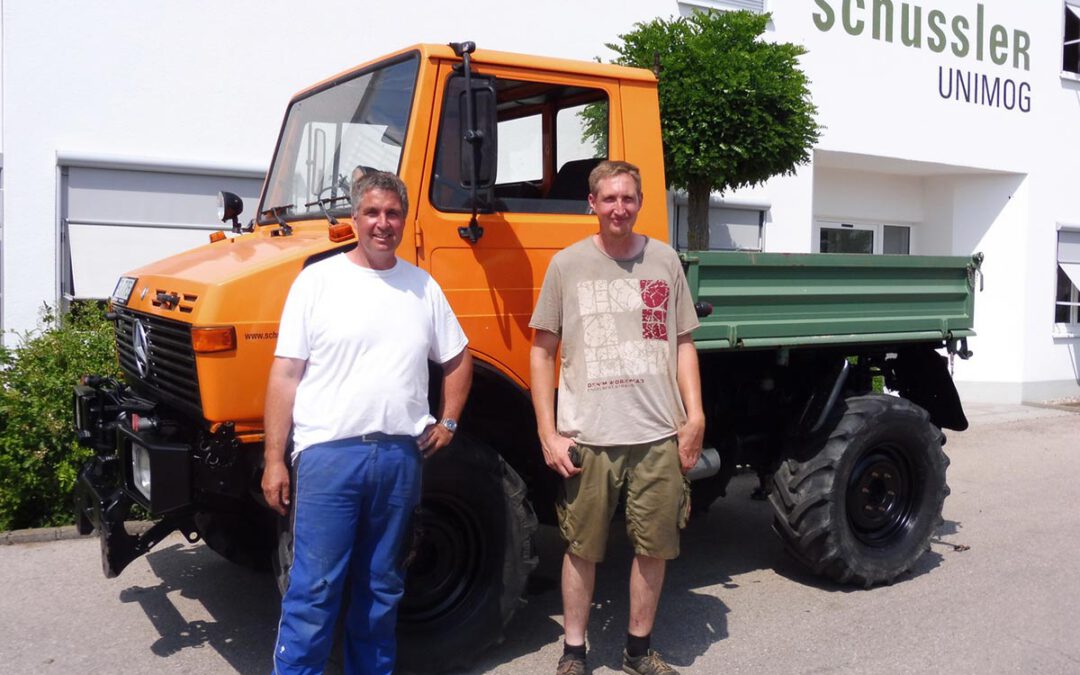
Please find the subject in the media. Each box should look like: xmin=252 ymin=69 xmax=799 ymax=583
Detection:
xmin=1053 ymin=225 xmax=1080 ymax=337
xmin=678 ymin=0 xmax=767 ymax=14
xmin=672 ymin=200 xmax=765 ymax=251
xmin=1063 ymin=0 xmax=1080 ymax=80
xmin=257 ymin=51 xmax=421 ymax=224
xmin=814 ymin=220 xmax=914 ymax=255
xmin=428 ymin=72 xmax=610 ymax=216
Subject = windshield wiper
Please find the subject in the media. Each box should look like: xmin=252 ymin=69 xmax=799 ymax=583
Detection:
xmin=260 ymin=204 xmax=295 ymax=237
xmin=304 ymin=195 xmax=350 ymax=225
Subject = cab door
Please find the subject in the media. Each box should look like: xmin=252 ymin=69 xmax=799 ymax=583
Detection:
xmin=414 ymin=61 xmax=622 ymax=387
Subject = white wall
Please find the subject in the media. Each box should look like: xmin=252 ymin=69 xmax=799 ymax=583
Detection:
xmin=0 ymin=0 xmax=683 ymax=343
xmin=777 ymin=1 xmax=1080 ymax=402
xmin=1019 ymin=140 xmax=1080 ymax=400
xmin=780 ymin=1 xmax=1043 ymax=174
xmin=921 ymin=179 xmax=955 ymax=257
xmin=814 ymin=167 xmax=924 ymax=226
xmin=759 ymin=169 xmax=815 ymax=253
xmin=950 ymin=175 xmax=1030 ymax=401
xmin=4 ymin=0 xmax=1080 ymax=402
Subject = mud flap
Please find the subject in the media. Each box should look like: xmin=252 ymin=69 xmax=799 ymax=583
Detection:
xmin=891 ymin=347 xmax=968 ymax=431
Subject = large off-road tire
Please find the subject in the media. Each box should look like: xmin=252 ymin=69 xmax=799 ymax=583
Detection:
xmin=271 ymin=435 xmax=538 ymax=673
xmin=769 ymin=394 xmax=949 ymax=587
xmin=397 ymin=436 xmax=538 ymax=672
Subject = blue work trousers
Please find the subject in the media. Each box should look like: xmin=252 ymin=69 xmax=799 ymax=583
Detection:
xmin=273 ymin=435 xmax=421 ymax=675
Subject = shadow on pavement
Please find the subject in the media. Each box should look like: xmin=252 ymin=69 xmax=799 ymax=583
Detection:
xmin=472 ymin=472 xmax=780 ymax=672
xmin=476 ymin=470 xmax=958 ymax=671
xmin=114 ymin=471 xmax=959 ymax=673
xmin=119 ymin=542 xmax=279 ymax=672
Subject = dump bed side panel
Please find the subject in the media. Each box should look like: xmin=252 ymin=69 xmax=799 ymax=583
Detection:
xmin=684 ymin=251 xmax=979 ymax=351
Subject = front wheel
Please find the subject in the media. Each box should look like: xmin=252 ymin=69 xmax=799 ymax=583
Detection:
xmin=195 ymin=510 xmax=275 ymax=572
xmin=769 ymin=395 xmax=949 ymax=587
xmin=272 ymin=435 xmax=538 ymax=673
xmin=397 ymin=436 xmax=538 ymax=672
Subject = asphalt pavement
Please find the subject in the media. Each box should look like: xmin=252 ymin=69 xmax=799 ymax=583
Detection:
xmin=2 ymin=402 xmax=1079 ymax=674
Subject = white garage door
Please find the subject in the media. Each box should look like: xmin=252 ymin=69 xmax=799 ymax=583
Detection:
xmin=59 ymin=156 xmax=264 ymax=300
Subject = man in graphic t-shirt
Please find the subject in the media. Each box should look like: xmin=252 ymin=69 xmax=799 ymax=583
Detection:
xmin=529 ymin=160 xmax=704 ymax=675
xmin=262 ymin=171 xmax=472 ymax=675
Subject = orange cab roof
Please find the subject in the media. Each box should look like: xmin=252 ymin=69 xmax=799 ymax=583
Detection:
xmin=294 ymin=43 xmax=656 ymax=100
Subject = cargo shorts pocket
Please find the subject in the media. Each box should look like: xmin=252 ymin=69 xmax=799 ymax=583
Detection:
xmin=678 ymin=478 xmax=692 ymax=529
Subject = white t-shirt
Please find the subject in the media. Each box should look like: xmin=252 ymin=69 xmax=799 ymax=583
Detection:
xmin=274 ymin=254 xmax=468 ymax=456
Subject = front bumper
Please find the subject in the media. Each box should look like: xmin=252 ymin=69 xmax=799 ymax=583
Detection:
xmin=74 ymin=459 xmax=188 ymax=578
xmin=72 ymin=380 xmax=195 ymax=577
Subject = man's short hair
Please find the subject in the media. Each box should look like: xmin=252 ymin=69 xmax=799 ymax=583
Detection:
xmin=351 ymin=171 xmax=409 ymax=219
xmin=588 ymin=160 xmax=642 ymax=197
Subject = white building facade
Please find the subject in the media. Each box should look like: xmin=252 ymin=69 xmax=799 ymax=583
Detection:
xmin=1 ymin=0 xmax=1078 ymax=403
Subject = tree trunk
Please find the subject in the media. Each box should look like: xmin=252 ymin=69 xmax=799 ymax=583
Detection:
xmin=686 ymin=178 xmax=711 ymax=251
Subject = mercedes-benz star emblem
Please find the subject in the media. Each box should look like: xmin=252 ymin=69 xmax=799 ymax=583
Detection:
xmin=132 ymin=320 xmax=150 ymax=378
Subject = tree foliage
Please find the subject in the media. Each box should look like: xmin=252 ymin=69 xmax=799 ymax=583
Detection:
xmin=603 ymin=10 xmax=821 ymax=249
xmin=0 ymin=303 xmax=120 ymax=530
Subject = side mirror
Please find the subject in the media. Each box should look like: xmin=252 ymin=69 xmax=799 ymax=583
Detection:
xmin=459 ymin=81 xmax=497 ymax=191
xmin=217 ymin=191 xmax=244 ymax=234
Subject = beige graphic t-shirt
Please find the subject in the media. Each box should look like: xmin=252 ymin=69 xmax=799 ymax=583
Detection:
xmin=529 ymin=236 xmax=700 ymax=446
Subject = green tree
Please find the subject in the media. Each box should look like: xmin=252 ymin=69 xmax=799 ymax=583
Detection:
xmin=598 ymin=10 xmax=821 ymax=250
xmin=0 ymin=303 xmax=120 ymax=530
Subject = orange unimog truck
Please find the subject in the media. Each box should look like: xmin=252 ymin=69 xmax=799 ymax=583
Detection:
xmin=74 ymin=43 xmax=980 ymax=671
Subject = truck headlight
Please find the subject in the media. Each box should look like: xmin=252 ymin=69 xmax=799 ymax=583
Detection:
xmin=131 ymin=443 xmax=152 ymax=501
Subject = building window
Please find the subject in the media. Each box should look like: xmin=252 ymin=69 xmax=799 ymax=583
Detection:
xmin=1054 ymin=229 xmax=1080 ymax=333
xmin=815 ymin=221 xmax=911 ymax=255
xmin=679 ymin=0 xmax=765 ymax=14
xmin=1065 ymin=1 xmax=1080 ymax=75
xmin=673 ymin=204 xmax=764 ymax=251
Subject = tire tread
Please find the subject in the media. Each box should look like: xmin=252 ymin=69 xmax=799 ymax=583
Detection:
xmin=769 ymin=394 xmax=950 ymax=587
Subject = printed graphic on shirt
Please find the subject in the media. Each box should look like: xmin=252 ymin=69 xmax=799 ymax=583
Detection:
xmin=578 ymin=278 xmax=671 ymax=390
xmin=640 ymin=279 xmax=669 ymax=341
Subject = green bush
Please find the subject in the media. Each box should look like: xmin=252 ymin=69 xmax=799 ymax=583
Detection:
xmin=0 ymin=302 xmax=120 ymax=530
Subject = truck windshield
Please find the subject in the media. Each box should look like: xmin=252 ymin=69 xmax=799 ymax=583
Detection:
xmin=259 ymin=53 xmax=419 ymax=223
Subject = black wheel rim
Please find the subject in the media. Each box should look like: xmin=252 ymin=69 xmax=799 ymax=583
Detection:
xmin=846 ymin=444 xmax=918 ymax=547
xmin=399 ymin=493 xmax=486 ymax=625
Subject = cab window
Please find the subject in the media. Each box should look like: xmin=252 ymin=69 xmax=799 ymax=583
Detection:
xmin=431 ymin=77 xmax=608 ymax=214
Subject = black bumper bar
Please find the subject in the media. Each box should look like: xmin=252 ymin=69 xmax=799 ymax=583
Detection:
xmin=72 ymin=379 xmax=196 ymax=577
xmin=74 ymin=460 xmax=193 ymax=578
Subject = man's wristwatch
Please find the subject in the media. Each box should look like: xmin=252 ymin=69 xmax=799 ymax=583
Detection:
xmin=439 ymin=418 xmax=458 ymax=433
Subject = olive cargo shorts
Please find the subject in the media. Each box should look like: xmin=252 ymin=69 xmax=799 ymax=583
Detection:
xmin=557 ymin=436 xmax=689 ymax=562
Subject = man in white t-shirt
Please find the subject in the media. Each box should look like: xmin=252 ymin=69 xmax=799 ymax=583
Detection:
xmin=262 ymin=171 xmax=472 ymax=675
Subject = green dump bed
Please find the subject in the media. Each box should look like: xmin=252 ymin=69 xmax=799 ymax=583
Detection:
xmin=682 ymin=251 xmax=982 ymax=352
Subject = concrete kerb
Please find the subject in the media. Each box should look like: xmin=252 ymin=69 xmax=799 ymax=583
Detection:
xmin=1 ymin=521 xmax=152 ymax=546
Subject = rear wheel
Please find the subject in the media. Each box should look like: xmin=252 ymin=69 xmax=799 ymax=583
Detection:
xmin=769 ymin=394 xmax=949 ymax=587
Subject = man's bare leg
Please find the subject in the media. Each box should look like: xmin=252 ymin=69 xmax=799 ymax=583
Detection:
xmin=628 ymin=554 xmax=666 ymax=637
xmin=562 ymin=551 xmax=596 ymax=645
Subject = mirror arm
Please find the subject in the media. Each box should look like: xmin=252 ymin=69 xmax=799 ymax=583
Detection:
xmin=451 ymin=41 xmax=485 ymax=244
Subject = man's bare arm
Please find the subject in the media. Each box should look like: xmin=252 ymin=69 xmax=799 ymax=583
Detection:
xmin=676 ymin=333 xmax=705 ymax=474
xmin=261 ymin=356 xmax=306 ymax=515
xmin=530 ymin=329 xmax=579 ymax=478
xmin=419 ymin=349 xmax=473 ymax=458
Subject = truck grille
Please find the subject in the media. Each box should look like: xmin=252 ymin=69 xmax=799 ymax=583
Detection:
xmin=114 ymin=307 xmax=202 ymax=414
